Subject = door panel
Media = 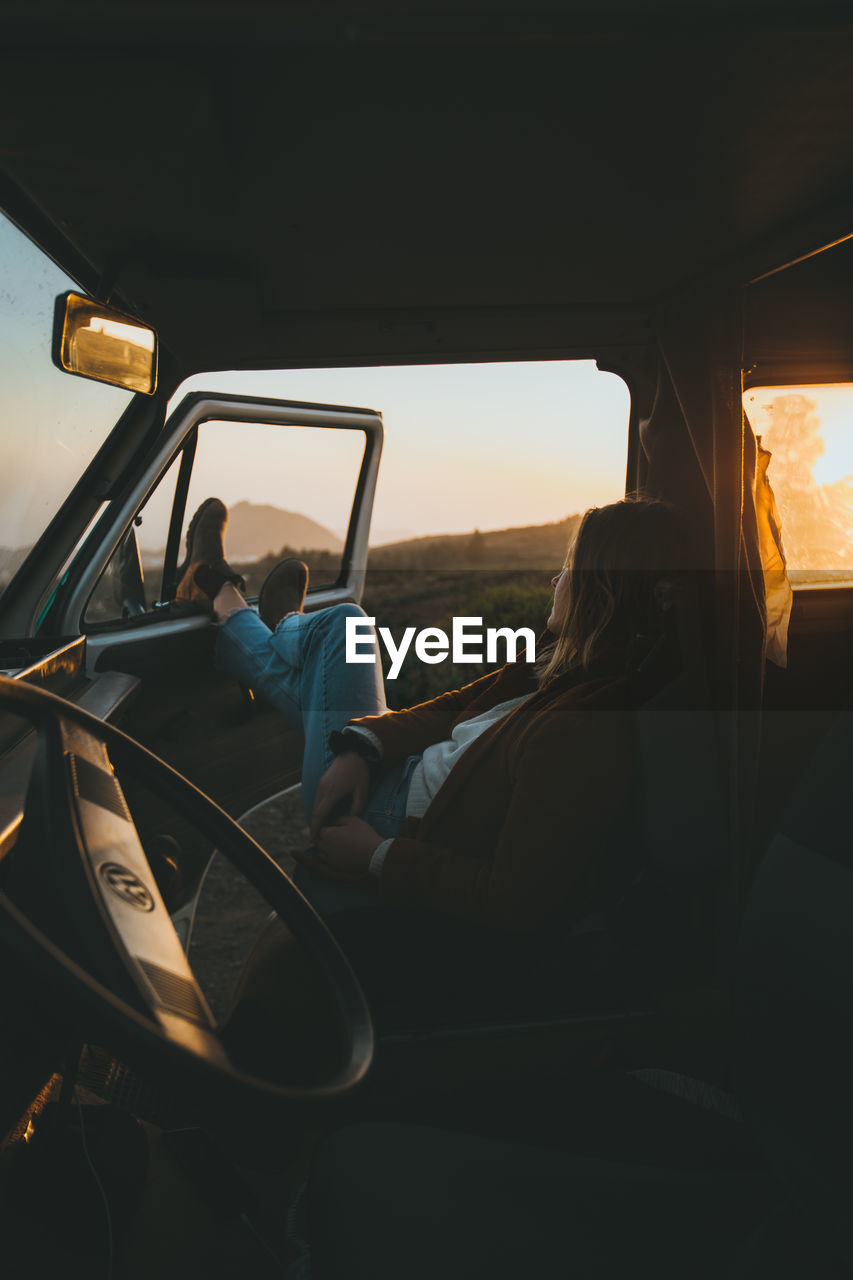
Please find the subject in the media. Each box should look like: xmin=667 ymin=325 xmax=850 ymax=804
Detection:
xmin=91 ymin=617 xmax=303 ymax=816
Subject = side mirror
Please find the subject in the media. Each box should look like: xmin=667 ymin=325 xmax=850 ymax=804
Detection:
xmin=53 ymin=292 xmax=158 ymax=395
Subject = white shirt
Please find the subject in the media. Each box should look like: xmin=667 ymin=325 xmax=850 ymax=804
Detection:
xmin=362 ymin=693 xmax=533 ymax=877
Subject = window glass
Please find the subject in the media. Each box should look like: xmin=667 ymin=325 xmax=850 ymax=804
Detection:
xmin=86 ymin=419 xmax=365 ymax=622
xmin=85 ymin=454 xmax=181 ymax=622
xmin=0 ymin=211 xmax=132 ymax=598
xmin=182 ymin=419 xmax=365 ymax=596
xmin=744 ymin=385 xmax=853 ymax=586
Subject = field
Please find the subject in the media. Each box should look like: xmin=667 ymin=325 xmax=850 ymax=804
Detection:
xmin=242 ymin=515 xmax=577 ymax=707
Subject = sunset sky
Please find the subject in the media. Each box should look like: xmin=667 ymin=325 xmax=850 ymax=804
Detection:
xmin=171 ymin=361 xmax=631 ymax=544
xmin=744 ymin=384 xmax=853 ymax=486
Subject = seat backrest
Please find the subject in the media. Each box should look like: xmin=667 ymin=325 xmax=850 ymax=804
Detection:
xmin=734 ymin=711 xmax=853 ymax=1272
xmin=610 ymin=583 xmax=731 ymax=988
xmin=629 ymin=569 xmax=729 ymax=875
xmin=631 ymin=674 xmax=728 ymax=879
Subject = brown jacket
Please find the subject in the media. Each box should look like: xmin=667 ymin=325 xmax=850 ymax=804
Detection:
xmin=350 ymin=660 xmax=635 ymax=933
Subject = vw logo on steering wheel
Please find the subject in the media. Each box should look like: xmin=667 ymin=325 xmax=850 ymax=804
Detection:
xmin=98 ymin=861 xmax=155 ymax=912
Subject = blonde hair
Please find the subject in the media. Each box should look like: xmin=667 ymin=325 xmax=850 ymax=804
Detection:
xmin=538 ymin=498 xmax=682 ymax=686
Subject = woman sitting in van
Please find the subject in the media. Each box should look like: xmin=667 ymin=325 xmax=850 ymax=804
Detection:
xmin=177 ymin=496 xmax=681 ymax=935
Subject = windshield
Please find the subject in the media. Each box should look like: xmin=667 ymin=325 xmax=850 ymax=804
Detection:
xmin=0 ymin=210 xmax=132 ymax=598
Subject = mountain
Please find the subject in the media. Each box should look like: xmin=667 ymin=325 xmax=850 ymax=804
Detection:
xmin=226 ymin=501 xmax=343 ymax=559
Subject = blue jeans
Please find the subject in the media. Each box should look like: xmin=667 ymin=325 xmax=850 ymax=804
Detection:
xmin=289 ymin=753 xmax=421 ymax=917
xmin=215 ymin=602 xmax=414 ymax=836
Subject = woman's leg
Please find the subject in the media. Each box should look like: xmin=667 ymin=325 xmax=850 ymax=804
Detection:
xmin=214 ymin=601 xmax=388 ymax=821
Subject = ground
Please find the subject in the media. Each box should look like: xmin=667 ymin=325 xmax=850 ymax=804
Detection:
xmin=189 ymin=787 xmax=308 ymax=1020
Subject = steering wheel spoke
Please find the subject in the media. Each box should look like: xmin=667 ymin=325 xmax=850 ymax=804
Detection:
xmin=55 ymin=716 xmax=226 ymax=1061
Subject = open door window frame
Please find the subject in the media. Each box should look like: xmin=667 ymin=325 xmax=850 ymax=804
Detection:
xmin=55 ymin=391 xmax=383 ymax=672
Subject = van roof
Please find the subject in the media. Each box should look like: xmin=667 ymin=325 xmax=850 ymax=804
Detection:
xmin=3 ymin=1 xmax=853 ymax=371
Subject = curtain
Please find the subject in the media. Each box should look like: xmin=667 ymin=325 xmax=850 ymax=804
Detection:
xmin=630 ymin=291 xmax=768 ymax=905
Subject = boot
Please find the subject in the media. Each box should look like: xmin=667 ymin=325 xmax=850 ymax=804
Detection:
xmin=174 ymin=498 xmax=245 ymax=611
xmin=257 ymin=558 xmax=309 ymax=629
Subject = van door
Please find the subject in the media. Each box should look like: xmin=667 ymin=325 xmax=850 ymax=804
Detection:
xmin=58 ymin=391 xmax=382 ymax=820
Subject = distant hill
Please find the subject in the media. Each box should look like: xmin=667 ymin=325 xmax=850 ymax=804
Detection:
xmin=368 ymin=528 xmax=418 ymax=546
xmin=226 ymin=501 xmax=343 ymax=559
xmin=367 ymin=515 xmax=581 ymax=570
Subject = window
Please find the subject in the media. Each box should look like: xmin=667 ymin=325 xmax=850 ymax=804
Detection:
xmin=84 ymin=453 xmax=181 ymax=622
xmin=167 ymin=363 xmax=630 ymax=707
xmin=171 ymin=363 xmax=629 ymax=551
xmin=0 ymin=211 xmax=132 ymax=598
xmin=181 ymin=418 xmax=365 ymax=596
xmin=85 ymin=418 xmax=366 ymax=623
xmin=744 ymin=385 xmax=853 ymax=586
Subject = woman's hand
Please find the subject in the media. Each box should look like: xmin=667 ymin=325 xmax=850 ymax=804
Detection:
xmin=310 ymin=753 xmax=371 ymax=843
xmin=315 ymin=816 xmax=382 ymax=873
